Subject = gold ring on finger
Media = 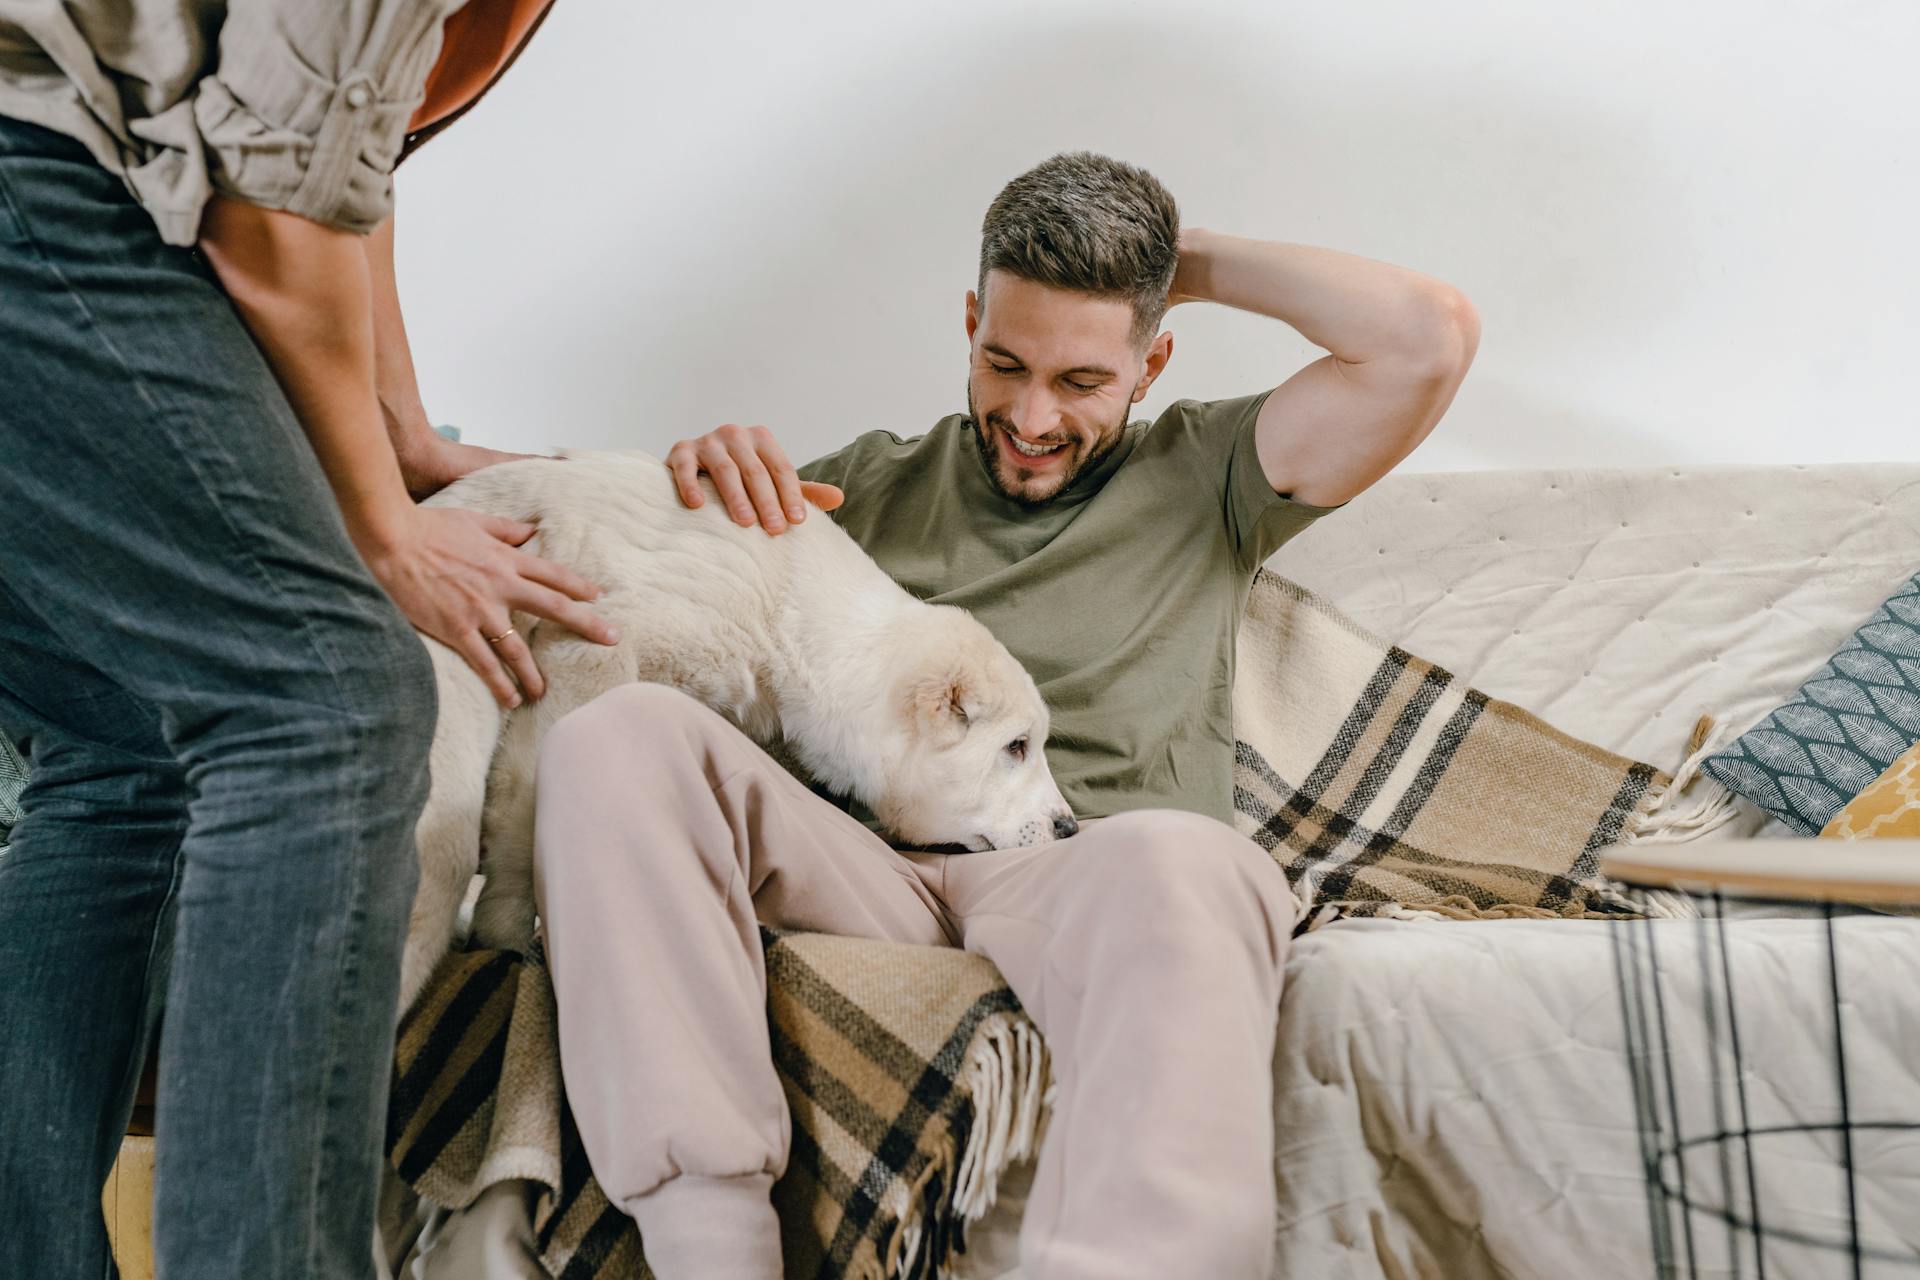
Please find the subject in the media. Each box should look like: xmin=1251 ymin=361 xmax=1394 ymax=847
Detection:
xmin=485 ymin=627 xmax=517 ymax=646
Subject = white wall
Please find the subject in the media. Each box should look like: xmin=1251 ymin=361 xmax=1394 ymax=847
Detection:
xmin=394 ymin=0 xmax=1919 ymax=473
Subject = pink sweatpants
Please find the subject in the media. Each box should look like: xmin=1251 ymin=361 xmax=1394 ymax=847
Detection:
xmin=531 ymin=683 xmax=1298 ymax=1280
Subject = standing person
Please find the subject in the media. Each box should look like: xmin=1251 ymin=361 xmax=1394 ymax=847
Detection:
xmin=533 ymin=151 xmax=1480 ymax=1278
xmin=0 ymin=3 xmax=624 ymax=1276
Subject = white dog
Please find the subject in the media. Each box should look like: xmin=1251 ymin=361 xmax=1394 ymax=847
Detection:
xmin=398 ymin=450 xmax=1073 ymax=1013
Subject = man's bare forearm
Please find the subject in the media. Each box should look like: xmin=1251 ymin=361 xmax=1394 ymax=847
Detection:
xmin=197 ymin=195 xmax=414 ymax=554
xmin=1170 ymin=229 xmax=1469 ymax=368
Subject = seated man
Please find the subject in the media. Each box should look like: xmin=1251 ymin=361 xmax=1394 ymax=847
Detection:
xmin=533 ymin=151 xmax=1478 ymax=1280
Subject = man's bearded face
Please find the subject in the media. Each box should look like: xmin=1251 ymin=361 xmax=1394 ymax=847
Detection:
xmin=965 ymin=271 xmax=1146 ymax=507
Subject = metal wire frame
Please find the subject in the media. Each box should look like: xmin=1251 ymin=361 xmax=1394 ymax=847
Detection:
xmin=1611 ymin=888 xmax=1920 ymax=1278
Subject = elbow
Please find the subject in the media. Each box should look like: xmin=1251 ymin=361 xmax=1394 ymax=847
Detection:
xmin=1407 ymin=288 xmax=1481 ymax=380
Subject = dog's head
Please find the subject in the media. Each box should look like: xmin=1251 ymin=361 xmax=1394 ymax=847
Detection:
xmin=867 ymin=606 xmax=1074 ymax=852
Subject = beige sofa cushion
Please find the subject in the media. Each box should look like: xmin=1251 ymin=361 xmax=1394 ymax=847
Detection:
xmin=1270 ymin=463 xmax=1920 ymax=827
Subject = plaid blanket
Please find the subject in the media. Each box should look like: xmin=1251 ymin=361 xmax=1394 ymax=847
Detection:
xmin=388 ymin=931 xmax=1047 ymax=1280
xmin=385 ymin=568 xmax=1701 ymax=1279
xmin=1231 ymin=569 xmax=1701 ymax=925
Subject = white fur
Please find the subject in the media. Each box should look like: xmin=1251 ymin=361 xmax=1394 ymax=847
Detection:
xmin=398 ymin=450 xmax=1070 ymax=1014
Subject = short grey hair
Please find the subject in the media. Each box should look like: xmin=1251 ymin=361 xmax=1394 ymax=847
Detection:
xmin=977 ymin=151 xmax=1181 ymax=346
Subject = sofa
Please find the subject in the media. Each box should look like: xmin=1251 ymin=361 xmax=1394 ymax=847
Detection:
xmin=945 ymin=460 xmax=1920 ymax=1279
xmin=89 ymin=461 xmax=1920 ymax=1277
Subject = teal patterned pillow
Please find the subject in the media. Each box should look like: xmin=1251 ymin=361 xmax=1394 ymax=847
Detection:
xmin=1702 ymin=571 xmax=1920 ymax=834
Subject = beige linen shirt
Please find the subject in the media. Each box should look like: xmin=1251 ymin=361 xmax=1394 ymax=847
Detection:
xmin=0 ymin=0 xmax=482 ymax=245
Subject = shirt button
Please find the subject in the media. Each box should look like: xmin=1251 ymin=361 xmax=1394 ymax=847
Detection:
xmin=344 ymin=83 xmax=371 ymax=109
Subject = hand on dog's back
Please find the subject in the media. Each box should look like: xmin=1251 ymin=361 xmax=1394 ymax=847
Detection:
xmin=383 ymin=461 xmax=621 ymax=711
xmin=666 ymin=423 xmax=843 ymax=534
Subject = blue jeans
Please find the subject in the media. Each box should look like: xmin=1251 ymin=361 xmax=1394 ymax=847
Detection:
xmin=0 ymin=115 xmax=436 ymax=1278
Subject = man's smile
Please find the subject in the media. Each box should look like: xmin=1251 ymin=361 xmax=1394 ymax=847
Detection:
xmin=998 ymin=425 xmax=1070 ymax=464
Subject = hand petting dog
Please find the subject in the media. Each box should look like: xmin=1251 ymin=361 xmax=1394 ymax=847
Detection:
xmin=666 ymin=422 xmax=844 ymax=533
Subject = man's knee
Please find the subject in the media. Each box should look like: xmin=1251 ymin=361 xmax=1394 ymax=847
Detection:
xmin=533 ymin=683 xmax=747 ymax=904
xmin=1094 ymin=809 xmax=1266 ymax=880
xmin=1088 ymin=809 xmax=1300 ymax=937
xmin=541 ymin=682 xmax=717 ymax=772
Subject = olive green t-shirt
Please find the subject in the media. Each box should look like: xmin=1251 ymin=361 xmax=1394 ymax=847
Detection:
xmin=795 ymin=391 xmax=1346 ymax=828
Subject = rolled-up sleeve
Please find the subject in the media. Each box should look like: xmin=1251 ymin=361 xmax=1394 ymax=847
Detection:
xmin=192 ymin=0 xmax=463 ymax=234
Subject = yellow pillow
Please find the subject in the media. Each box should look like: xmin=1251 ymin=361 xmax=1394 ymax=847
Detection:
xmin=1820 ymin=740 xmax=1920 ymax=838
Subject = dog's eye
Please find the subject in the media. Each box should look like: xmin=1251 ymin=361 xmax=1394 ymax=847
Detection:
xmin=1006 ymin=736 xmax=1028 ymax=760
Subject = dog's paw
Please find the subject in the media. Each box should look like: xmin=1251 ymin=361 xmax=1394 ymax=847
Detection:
xmin=468 ymin=884 xmax=537 ymax=955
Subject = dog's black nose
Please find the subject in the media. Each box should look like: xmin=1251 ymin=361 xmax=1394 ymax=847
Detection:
xmin=1052 ymin=814 xmax=1078 ymax=840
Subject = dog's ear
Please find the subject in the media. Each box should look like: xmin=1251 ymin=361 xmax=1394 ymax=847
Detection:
xmin=907 ymin=670 xmax=971 ymax=738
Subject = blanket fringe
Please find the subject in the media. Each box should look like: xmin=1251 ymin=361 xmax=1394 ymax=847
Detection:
xmin=952 ymin=1015 xmax=1053 ymax=1221
xmin=892 ymin=1012 xmax=1055 ymax=1280
xmin=1376 ymin=899 xmax=1572 ymax=923
xmin=1372 ymin=895 xmax=1698 ymax=923
xmin=1306 ymin=892 xmax=1702 ymax=928
xmin=1635 ymin=887 xmax=1703 ymax=920
xmin=1618 ymin=713 xmax=1745 ymax=847
xmin=1303 ymin=902 xmax=1346 ymax=933
xmin=884 ymin=1119 xmax=963 ymax=1280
